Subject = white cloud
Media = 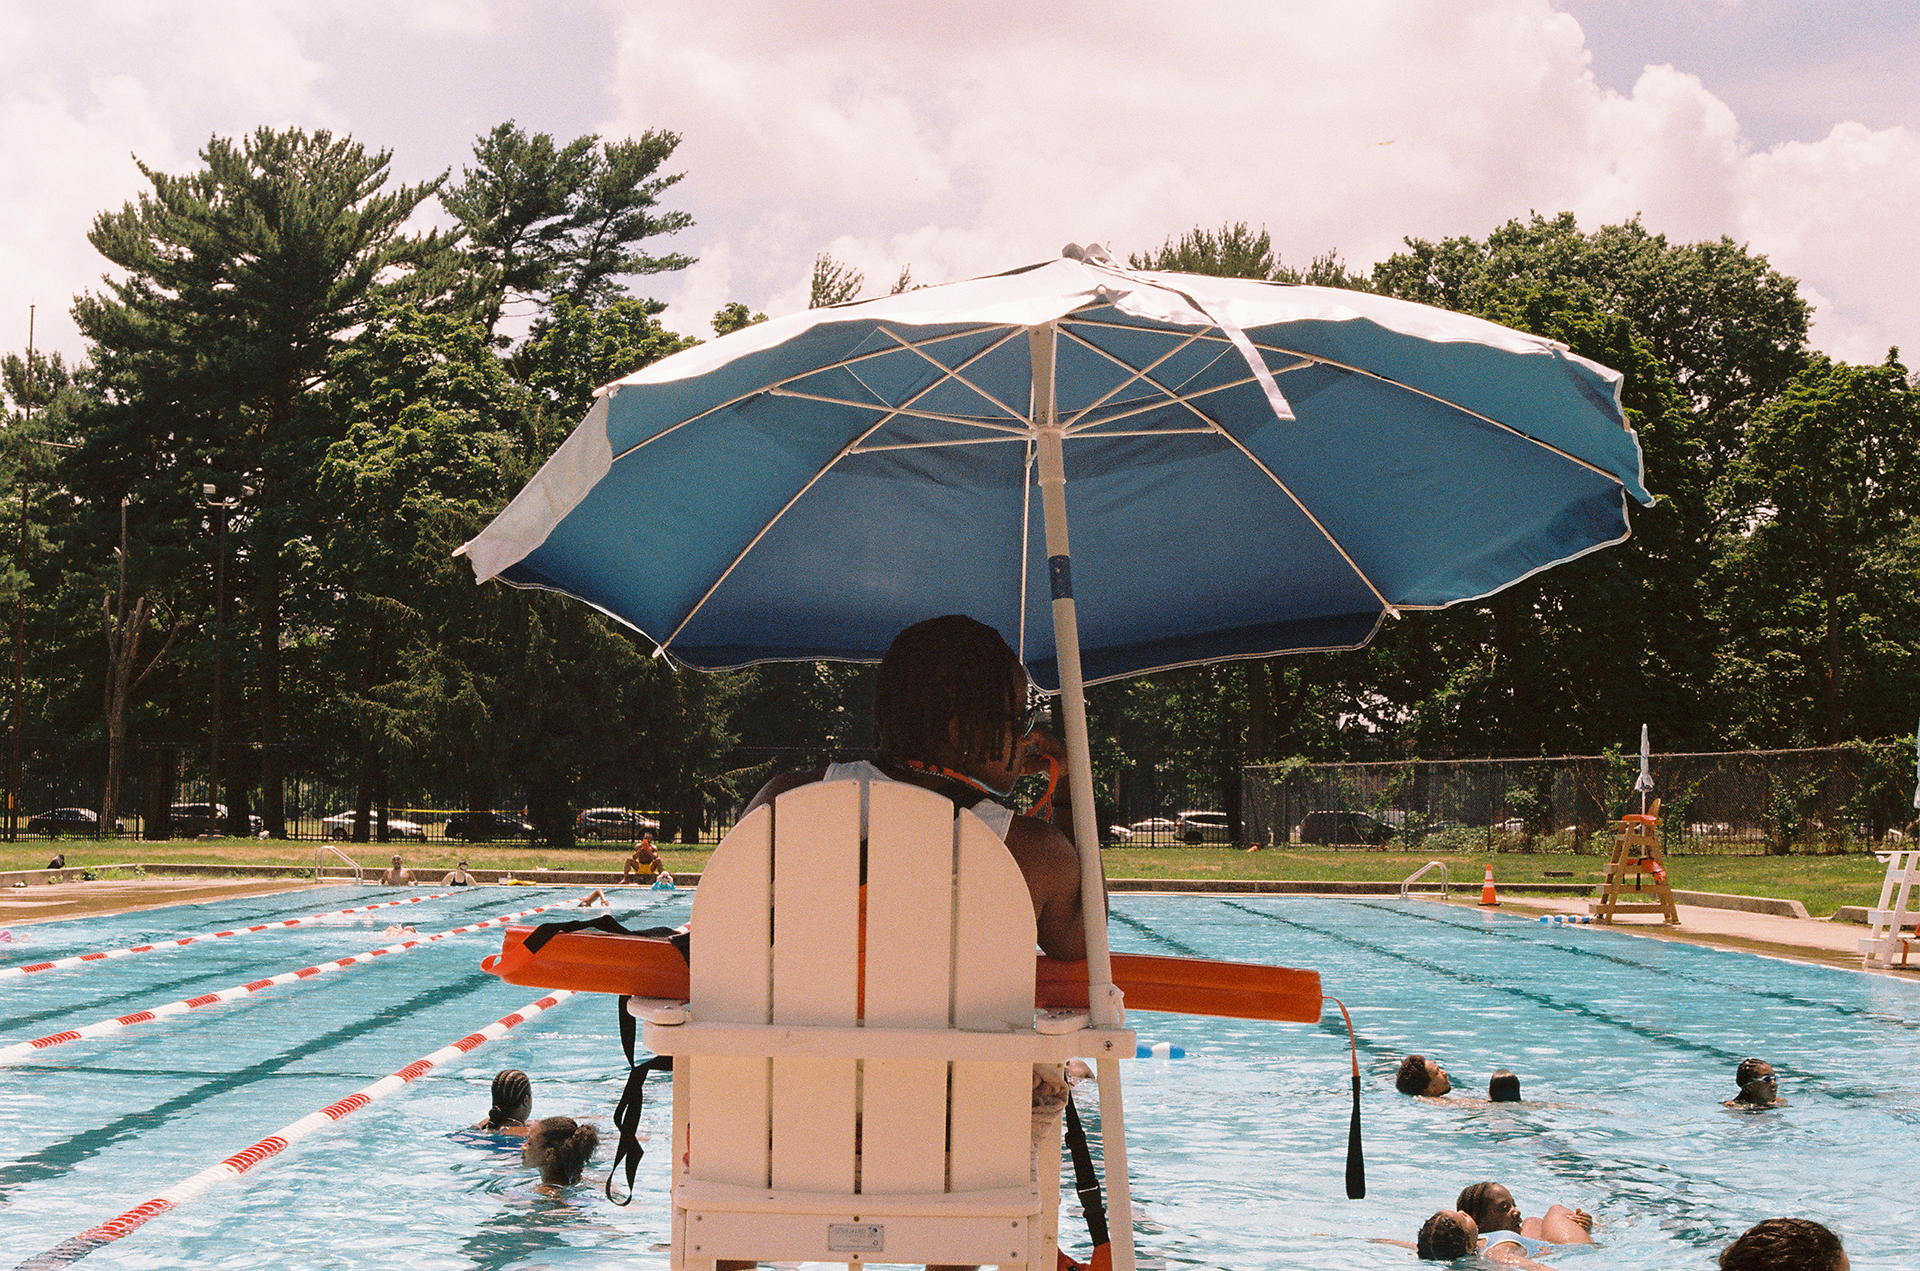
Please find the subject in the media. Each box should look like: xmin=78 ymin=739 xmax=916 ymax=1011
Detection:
xmin=3 ymin=0 xmax=1914 ymax=373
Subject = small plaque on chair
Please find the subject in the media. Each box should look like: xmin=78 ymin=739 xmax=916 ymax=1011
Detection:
xmin=827 ymin=1223 xmax=885 ymax=1253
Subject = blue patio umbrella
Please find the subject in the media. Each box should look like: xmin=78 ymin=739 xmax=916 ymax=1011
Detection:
xmin=460 ymin=247 xmax=1653 ymax=1262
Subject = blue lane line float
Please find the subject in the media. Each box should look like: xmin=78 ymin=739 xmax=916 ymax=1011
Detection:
xmin=1536 ymin=914 xmax=1594 ymax=925
xmin=1134 ymin=1042 xmax=1186 ymax=1058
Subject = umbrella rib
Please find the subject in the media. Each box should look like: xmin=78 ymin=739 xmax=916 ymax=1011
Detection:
xmin=1049 ymin=324 xmax=1215 ymax=428
xmin=877 ymin=325 xmax=1036 ymax=428
xmin=770 ymin=387 xmax=1032 ymax=437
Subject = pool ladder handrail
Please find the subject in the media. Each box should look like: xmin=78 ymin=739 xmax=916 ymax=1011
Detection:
xmin=1401 ymin=860 xmax=1449 ymax=899
xmin=314 ymin=845 xmax=365 ymax=884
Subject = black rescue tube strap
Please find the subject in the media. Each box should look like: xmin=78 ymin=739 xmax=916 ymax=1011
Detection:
xmin=606 ymin=992 xmax=674 ymax=1206
xmin=1062 ymin=1092 xmax=1110 ymax=1249
xmin=1331 ymin=996 xmax=1365 ymax=1199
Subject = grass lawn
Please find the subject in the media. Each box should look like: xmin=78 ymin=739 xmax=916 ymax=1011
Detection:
xmin=2 ymin=837 xmax=1896 ymax=919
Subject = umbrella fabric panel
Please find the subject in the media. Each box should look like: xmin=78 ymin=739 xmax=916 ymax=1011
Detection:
xmin=1231 ymin=363 xmax=1634 ymax=605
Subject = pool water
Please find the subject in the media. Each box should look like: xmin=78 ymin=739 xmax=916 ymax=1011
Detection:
xmin=1 ymin=891 xmax=1913 ymax=1269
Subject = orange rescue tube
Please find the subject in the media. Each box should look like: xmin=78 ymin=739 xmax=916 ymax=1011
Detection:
xmin=485 ymin=926 xmax=1322 ymax=1024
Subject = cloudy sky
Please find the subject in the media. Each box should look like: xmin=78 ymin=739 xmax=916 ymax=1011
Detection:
xmin=5 ymin=0 xmax=1916 ymax=372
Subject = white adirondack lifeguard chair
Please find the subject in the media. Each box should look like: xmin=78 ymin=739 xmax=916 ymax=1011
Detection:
xmin=640 ymin=778 xmax=1135 ymax=1270
xmin=1860 ymin=849 xmax=1920 ymax=969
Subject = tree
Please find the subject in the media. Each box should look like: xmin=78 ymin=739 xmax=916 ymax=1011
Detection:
xmin=442 ymin=122 xmax=694 ymax=338
xmin=72 ymin=126 xmax=452 ymax=835
xmin=1130 ymin=222 xmax=1369 ymax=289
xmin=713 ymin=302 xmax=768 ymax=336
xmin=810 ymin=253 xmax=865 ymax=308
xmin=1715 ymin=353 xmax=1920 ymax=746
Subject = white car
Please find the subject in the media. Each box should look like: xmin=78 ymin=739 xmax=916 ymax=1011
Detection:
xmin=1109 ymin=817 xmax=1179 ymax=842
xmin=321 ymin=811 xmax=426 ymax=841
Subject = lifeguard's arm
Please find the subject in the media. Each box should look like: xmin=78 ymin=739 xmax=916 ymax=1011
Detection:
xmin=1007 ymin=815 xmax=1089 ymax=962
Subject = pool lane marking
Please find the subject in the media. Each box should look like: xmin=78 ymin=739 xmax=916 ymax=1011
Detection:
xmin=0 ymin=902 xmax=565 ymax=1066
xmin=0 ymin=893 xmax=458 ymax=978
xmin=12 ymin=988 xmax=577 ymax=1271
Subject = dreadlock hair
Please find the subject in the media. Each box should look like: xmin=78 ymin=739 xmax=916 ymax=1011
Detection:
xmin=874 ymin=615 xmax=1026 ymax=770
xmin=1455 ymin=1182 xmax=1505 ymax=1231
xmin=1417 ymin=1212 xmax=1474 ymax=1261
xmin=486 ymin=1069 xmax=532 ymax=1129
xmin=524 ymin=1116 xmax=600 ymax=1186
xmin=1719 ymin=1219 xmax=1845 ymax=1271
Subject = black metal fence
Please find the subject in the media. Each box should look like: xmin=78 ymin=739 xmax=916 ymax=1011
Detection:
xmin=1244 ymin=744 xmax=1917 ymax=854
xmin=9 ymin=736 xmax=1915 ymax=855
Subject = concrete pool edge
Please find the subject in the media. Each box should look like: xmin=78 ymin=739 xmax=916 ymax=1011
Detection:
xmin=4 ymin=875 xmax=1908 ymax=976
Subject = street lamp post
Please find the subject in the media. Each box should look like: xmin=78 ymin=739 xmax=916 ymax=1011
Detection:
xmin=202 ymin=483 xmax=243 ymax=836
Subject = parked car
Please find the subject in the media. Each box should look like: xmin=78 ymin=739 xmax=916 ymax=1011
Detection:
xmin=1108 ymin=817 xmax=1179 ymax=843
xmin=320 ymin=811 xmax=426 ymax=841
xmin=1175 ymin=810 xmax=1231 ymax=844
xmin=1295 ymin=809 xmax=1394 ymax=846
xmin=27 ymin=807 xmax=124 ymax=836
xmin=167 ymin=802 xmax=263 ymax=836
xmin=575 ymin=808 xmax=661 ymax=841
xmin=443 ymin=810 xmax=534 ymax=841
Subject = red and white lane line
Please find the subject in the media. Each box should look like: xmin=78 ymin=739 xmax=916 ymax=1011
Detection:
xmin=13 ymin=989 xmax=577 ymax=1271
xmin=0 ymin=893 xmax=458 ymax=979
xmin=0 ymin=903 xmax=566 ymax=1066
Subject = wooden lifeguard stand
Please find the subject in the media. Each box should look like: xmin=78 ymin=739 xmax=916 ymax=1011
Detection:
xmin=1591 ymin=798 xmax=1680 ymax=924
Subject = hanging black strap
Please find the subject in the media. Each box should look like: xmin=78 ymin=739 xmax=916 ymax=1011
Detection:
xmin=1063 ymin=1092 xmax=1110 ymax=1252
xmin=606 ymin=993 xmax=673 ymax=1206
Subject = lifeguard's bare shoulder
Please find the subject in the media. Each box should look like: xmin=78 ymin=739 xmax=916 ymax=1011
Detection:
xmin=1005 ymin=814 xmax=1086 ymax=961
xmin=744 ymin=769 xmax=827 ymax=816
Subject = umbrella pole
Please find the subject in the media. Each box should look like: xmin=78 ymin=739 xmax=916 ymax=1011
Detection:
xmin=1032 ymin=323 xmax=1136 ymax=1271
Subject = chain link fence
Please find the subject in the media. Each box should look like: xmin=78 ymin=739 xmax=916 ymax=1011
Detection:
xmin=1244 ymin=743 xmax=1917 ymax=854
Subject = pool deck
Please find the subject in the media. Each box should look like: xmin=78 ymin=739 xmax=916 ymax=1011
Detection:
xmin=0 ymin=875 xmax=1906 ymax=975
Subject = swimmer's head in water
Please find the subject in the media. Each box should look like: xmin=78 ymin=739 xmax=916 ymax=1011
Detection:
xmin=1457 ymin=1182 xmax=1520 ymax=1234
xmin=874 ymin=615 xmax=1029 ymax=773
xmin=1418 ymin=1210 xmax=1478 ymax=1260
xmin=1488 ymin=1069 xmax=1521 ymax=1102
xmin=1396 ymin=1053 xmax=1450 ymax=1096
xmin=1735 ymin=1057 xmax=1775 ymax=1087
xmin=488 ymin=1069 xmax=532 ymax=1127
xmin=522 ymin=1115 xmax=599 ymax=1185
xmin=1719 ymin=1218 xmax=1846 ymax=1271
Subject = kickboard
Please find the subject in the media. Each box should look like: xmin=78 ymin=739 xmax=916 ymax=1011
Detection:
xmin=483 ymin=925 xmax=1322 ymax=1024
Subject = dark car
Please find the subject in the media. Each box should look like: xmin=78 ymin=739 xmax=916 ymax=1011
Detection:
xmin=1296 ymin=809 xmax=1395 ymax=847
xmin=575 ymin=808 xmax=661 ymax=841
xmin=169 ymin=803 xmax=265 ymax=836
xmin=27 ymin=807 xmax=124 ymax=836
xmin=1174 ymin=810 xmax=1231 ymax=844
xmin=444 ymin=810 xmax=534 ymax=841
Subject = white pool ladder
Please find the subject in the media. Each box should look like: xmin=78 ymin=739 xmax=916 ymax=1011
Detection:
xmin=1401 ymin=860 xmax=1450 ymax=900
xmin=314 ymin=845 xmax=365 ymax=884
xmin=1860 ymin=850 xmax=1920 ymax=968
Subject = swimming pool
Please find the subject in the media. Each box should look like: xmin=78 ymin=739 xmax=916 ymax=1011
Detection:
xmin=1 ymin=890 xmax=1912 ymax=1269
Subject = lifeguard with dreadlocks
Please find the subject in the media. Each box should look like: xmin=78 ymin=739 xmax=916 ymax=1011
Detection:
xmin=745 ymin=613 xmax=1094 ymax=961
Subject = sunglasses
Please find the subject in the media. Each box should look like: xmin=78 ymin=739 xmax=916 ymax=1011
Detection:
xmin=1017 ymin=690 xmax=1049 ymax=738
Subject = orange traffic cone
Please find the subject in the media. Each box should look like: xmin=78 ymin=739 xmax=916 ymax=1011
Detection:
xmin=1479 ymin=863 xmax=1499 ymax=907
